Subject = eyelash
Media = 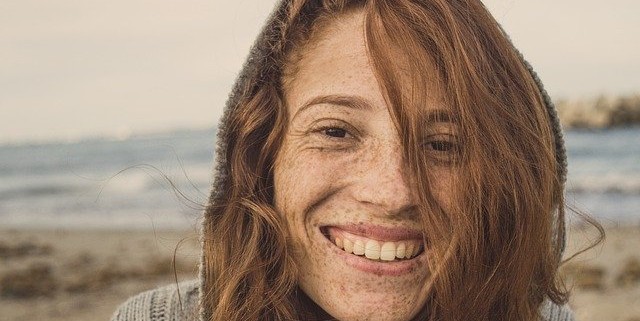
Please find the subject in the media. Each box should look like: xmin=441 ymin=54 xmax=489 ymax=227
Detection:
xmin=423 ymin=134 xmax=460 ymax=163
xmin=317 ymin=126 xmax=351 ymax=138
xmin=423 ymin=136 xmax=457 ymax=151
xmin=314 ymin=127 xmax=358 ymax=148
xmin=308 ymin=121 xmax=360 ymax=151
xmin=309 ymin=122 xmax=460 ymax=161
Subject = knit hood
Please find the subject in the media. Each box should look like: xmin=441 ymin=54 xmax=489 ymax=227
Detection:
xmin=198 ymin=0 xmax=568 ymax=319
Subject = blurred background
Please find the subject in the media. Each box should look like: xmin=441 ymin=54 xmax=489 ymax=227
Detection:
xmin=0 ymin=1 xmax=638 ymax=321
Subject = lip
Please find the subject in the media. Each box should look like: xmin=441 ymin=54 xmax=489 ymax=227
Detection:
xmin=318 ymin=224 xmax=427 ymax=276
xmin=325 ymin=223 xmax=424 ymax=242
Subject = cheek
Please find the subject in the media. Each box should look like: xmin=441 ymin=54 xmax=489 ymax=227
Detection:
xmin=273 ymin=148 xmax=344 ymax=219
xmin=427 ymin=167 xmax=457 ymax=212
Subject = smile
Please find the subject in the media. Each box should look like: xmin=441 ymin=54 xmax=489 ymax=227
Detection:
xmin=322 ymin=226 xmax=424 ymax=262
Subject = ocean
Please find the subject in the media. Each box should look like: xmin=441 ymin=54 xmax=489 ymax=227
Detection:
xmin=1 ymin=128 xmax=638 ymax=229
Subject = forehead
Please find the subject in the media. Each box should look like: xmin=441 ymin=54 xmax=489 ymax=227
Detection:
xmin=284 ymin=11 xmax=380 ymax=112
xmin=283 ymin=10 xmax=445 ymax=120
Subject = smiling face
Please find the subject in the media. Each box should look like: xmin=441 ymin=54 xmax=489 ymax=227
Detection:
xmin=273 ymin=10 xmax=456 ymax=321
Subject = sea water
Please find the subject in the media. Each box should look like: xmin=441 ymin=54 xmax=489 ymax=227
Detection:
xmin=0 ymin=130 xmax=214 ymax=229
xmin=0 ymin=127 xmax=638 ymax=229
xmin=564 ymin=128 xmax=640 ymax=225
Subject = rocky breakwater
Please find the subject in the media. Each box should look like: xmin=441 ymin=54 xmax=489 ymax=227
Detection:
xmin=556 ymin=94 xmax=640 ymax=128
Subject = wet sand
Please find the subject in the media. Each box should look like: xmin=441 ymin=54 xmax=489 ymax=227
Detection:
xmin=1 ymin=225 xmax=638 ymax=321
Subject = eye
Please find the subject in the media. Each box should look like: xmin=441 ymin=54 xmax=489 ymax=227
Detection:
xmin=323 ymin=127 xmax=348 ymax=138
xmin=306 ymin=118 xmax=363 ymax=152
xmin=423 ymin=134 xmax=460 ymax=163
xmin=309 ymin=121 xmax=359 ymax=151
xmin=426 ymin=140 xmax=454 ymax=152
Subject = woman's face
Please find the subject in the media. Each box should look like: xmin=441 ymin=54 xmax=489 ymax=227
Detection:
xmin=274 ymin=11 xmax=454 ymax=321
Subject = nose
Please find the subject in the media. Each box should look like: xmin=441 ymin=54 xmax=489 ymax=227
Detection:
xmin=352 ymin=142 xmax=416 ymax=216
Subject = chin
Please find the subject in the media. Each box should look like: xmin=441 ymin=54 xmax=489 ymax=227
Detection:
xmin=294 ymin=223 xmax=431 ymax=321
xmin=304 ymin=288 xmax=425 ymax=321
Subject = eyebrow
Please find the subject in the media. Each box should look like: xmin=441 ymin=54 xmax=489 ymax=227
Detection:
xmin=424 ymin=110 xmax=454 ymax=124
xmin=292 ymin=94 xmax=456 ymax=125
xmin=292 ymin=94 xmax=374 ymax=121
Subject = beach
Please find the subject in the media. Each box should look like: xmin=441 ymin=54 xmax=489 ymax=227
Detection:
xmin=0 ymin=228 xmax=200 ymax=321
xmin=1 ymin=225 xmax=638 ymax=321
xmin=564 ymin=224 xmax=640 ymax=321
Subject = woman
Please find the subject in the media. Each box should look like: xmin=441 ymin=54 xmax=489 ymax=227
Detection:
xmin=112 ymin=0 xmax=585 ymax=320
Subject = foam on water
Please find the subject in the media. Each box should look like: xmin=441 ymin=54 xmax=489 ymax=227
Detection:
xmin=567 ymin=172 xmax=640 ymax=195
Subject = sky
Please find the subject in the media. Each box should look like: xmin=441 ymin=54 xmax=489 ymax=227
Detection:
xmin=1 ymin=0 xmax=638 ymax=144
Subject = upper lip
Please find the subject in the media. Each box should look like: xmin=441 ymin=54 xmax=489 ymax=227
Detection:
xmin=321 ymin=223 xmax=423 ymax=242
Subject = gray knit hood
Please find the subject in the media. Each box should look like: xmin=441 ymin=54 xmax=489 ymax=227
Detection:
xmin=107 ymin=5 xmax=573 ymax=320
xmin=200 ymin=0 xmax=568 ymax=319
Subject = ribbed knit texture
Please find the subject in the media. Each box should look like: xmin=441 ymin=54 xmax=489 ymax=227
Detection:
xmin=110 ymin=280 xmax=199 ymax=321
xmin=110 ymin=279 xmax=575 ymax=321
xmin=111 ymin=280 xmax=575 ymax=321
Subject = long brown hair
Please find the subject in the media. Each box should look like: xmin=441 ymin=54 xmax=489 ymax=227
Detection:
xmin=201 ymin=1 xmax=597 ymax=320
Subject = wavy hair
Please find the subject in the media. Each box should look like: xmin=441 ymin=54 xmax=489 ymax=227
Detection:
xmin=201 ymin=1 xmax=599 ymax=320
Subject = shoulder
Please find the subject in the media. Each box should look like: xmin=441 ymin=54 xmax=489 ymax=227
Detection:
xmin=539 ymin=299 xmax=576 ymax=321
xmin=110 ymin=279 xmax=200 ymax=321
xmin=110 ymin=281 xmax=573 ymax=321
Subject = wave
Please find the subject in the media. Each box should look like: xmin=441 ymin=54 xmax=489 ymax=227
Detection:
xmin=567 ymin=175 xmax=640 ymax=195
xmin=0 ymin=171 xmax=161 ymax=201
xmin=0 ymin=185 xmax=84 ymax=201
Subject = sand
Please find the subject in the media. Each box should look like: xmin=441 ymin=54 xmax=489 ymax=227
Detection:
xmin=1 ymin=225 xmax=638 ymax=321
xmin=564 ymin=225 xmax=640 ymax=321
xmin=0 ymin=228 xmax=200 ymax=321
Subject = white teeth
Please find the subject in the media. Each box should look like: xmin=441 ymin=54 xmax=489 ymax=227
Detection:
xmin=343 ymin=238 xmax=354 ymax=254
xmin=329 ymin=234 xmax=422 ymax=261
xmin=396 ymin=242 xmax=406 ymax=259
xmin=364 ymin=240 xmax=381 ymax=260
xmin=353 ymin=240 xmax=365 ymax=255
xmin=380 ymin=242 xmax=396 ymax=261
xmin=335 ymin=237 xmax=343 ymax=249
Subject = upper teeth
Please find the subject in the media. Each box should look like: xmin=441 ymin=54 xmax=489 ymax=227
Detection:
xmin=331 ymin=235 xmax=422 ymax=261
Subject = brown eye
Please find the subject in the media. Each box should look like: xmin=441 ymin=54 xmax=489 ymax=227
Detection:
xmin=324 ymin=127 xmax=348 ymax=138
xmin=428 ymin=141 xmax=454 ymax=152
xmin=423 ymin=135 xmax=460 ymax=164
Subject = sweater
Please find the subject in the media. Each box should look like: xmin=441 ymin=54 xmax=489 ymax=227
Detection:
xmin=111 ymin=280 xmax=576 ymax=321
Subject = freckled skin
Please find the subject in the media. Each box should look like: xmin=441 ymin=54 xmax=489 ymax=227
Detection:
xmin=273 ymin=11 xmax=452 ymax=321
